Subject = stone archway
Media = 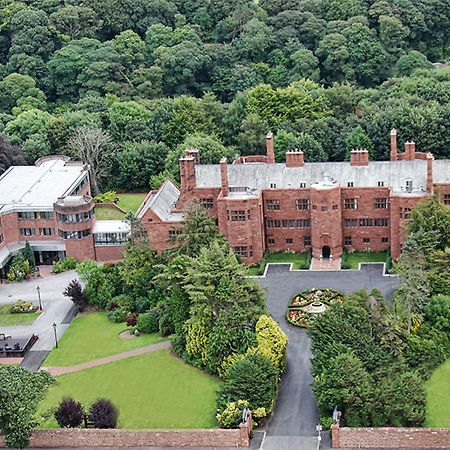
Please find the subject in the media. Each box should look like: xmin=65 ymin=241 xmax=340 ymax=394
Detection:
xmin=322 ymin=245 xmax=331 ymax=258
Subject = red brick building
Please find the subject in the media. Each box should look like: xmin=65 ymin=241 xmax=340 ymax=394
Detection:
xmin=0 ymin=156 xmax=129 ymax=275
xmin=139 ymin=130 xmax=450 ymax=264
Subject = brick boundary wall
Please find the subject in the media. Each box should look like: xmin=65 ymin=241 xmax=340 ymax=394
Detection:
xmin=332 ymin=423 xmax=450 ymax=448
xmin=0 ymin=425 xmax=250 ymax=448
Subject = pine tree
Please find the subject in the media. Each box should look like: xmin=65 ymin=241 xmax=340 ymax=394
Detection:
xmin=23 ymin=241 xmax=36 ymax=267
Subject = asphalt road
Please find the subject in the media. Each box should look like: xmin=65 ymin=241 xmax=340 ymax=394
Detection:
xmin=257 ymin=263 xmax=399 ymax=450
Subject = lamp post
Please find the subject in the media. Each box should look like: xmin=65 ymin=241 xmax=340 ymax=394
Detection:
xmin=52 ymin=322 xmax=58 ymax=348
xmin=36 ymin=285 xmax=42 ymax=311
xmin=316 ymin=423 xmax=322 ymax=450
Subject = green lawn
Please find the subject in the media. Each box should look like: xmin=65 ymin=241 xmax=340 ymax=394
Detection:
xmin=342 ymin=251 xmax=388 ymax=269
xmin=117 ymin=193 xmax=147 ymax=213
xmin=94 ymin=207 xmax=126 ymax=220
xmin=43 ymin=313 xmax=164 ymax=367
xmin=0 ymin=304 xmax=40 ymax=326
xmin=248 ymin=252 xmax=310 ymax=275
xmin=425 ymin=357 xmax=450 ymax=428
xmin=37 ymin=350 xmax=219 ymax=429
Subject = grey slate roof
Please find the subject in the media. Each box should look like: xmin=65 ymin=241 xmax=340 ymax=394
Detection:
xmin=196 ymin=160 xmax=450 ymax=194
xmin=138 ymin=180 xmax=182 ymax=221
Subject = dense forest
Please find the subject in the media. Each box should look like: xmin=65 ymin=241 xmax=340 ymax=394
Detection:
xmin=0 ymin=0 xmax=449 ymax=192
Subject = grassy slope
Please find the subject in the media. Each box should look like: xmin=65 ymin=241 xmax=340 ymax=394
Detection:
xmin=43 ymin=313 xmax=164 ymax=367
xmin=425 ymin=357 xmax=450 ymax=428
xmin=343 ymin=252 xmax=388 ymax=269
xmin=38 ymin=350 xmax=219 ymax=429
xmin=0 ymin=304 xmax=40 ymax=326
xmin=117 ymin=193 xmax=147 ymax=213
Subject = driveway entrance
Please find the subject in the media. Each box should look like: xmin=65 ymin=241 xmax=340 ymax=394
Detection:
xmin=256 ymin=263 xmax=398 ymax=450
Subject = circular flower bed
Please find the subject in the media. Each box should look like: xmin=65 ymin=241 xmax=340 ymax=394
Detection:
xmin=286 ymin=288 xmax=344 ymax=328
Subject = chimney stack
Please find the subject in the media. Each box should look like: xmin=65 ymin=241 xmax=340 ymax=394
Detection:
xmin=350 ymin=149 xmax=369 ymax=166
xmin=286 ymin=150 xmax=304 ymax=167
xmin=184 ymin=148 xmax=200 ymax=163
xmin=426 ymin=152 xmax=434 ymax=194
xmin=179 ymin=156 xmax=196 ymax=193
xmin=405 ymin=141 xmax=416 ymax=160
xmin=266 ymin=131 xmax=275 ymax=163
xmin=390 ymin=129 xmax=397 ymax=161
xmin=220 ymin=157 xmax=228 ymax=196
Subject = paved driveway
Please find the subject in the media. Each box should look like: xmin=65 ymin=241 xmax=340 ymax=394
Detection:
xmin=256 ymin=263 xmax=399 ymax=450
xmin=0 ymin=270 xmax=79 ymax=367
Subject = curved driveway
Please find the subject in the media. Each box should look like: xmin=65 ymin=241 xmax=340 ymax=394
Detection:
xmin=256 ymin=263 xmax=398 ymax=450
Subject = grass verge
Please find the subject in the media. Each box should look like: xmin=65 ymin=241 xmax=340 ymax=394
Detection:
xmin=38 ymin=350 xmax=219 ymax=429
xmin=0 ymin=304 xmax=40 ymax=326
xmin=341 ymin=251 xmax=388 ymax=269
xmin=43 ymin=312 xmax=164 ymax=367
xmin=425 ymin=357 xmax=450 ymax=428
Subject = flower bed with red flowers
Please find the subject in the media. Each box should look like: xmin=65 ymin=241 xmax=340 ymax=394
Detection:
xmin=286 ymin=288 xmax=344 ymax=327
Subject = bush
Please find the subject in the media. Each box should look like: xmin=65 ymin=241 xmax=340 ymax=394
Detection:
xmin=89 ymin=399 xmax=118 ymax=428
xmin=52 ymin=258 xmax=77 ymax=274
xmin=63 ymin=279 xmax=87 ymax=311
xmin=93 ymin=191 xmax=117 ymax=203
xmin=218 ymin=353 xmax=278 ymax=414
xmin=320 ymin=416 xmax=333 ymax=430
xmin=107 ymin=306 xmax=129 ymax=323
xmin=11 ymin=300 xmax=35 ymax=313
xmin=54 ymin=397 xmax=84 ymax=428
xmin=216 ymin=400 xmax=249 ymax=429
xmin=159 ymin=312 xmax=174 ymax=336
xmin=7 ymin=253 xmax=31 ymax=281
xmin=136 ymin=308 xmax=160 ymax=333
xmin=126 ymin=312 xmax=138 ymax=327
xmin=424 ymin=295 xmax=450 ymax=333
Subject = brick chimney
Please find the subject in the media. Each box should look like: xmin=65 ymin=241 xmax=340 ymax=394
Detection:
xmin=426 ymin=152 xmax=434 ymax=194
xmin=405 ymin=141 xmax=416 ymax=160
xmin=286 ymin=150 xmax=304 ymax=167
xmin=390 ymin=129 xmax=397 ymax=161
xmin=184 ymin=148 xmax=199 ymax=163
xmin=350 ymin=149 xmax=369 ymax=166
xmin=220 ymin=157 xmax=228 ymax=196
xmin=179 ymin=155 xmax=196 ymax=195
xmin=266 ymin=131 xmax=275 ymax=163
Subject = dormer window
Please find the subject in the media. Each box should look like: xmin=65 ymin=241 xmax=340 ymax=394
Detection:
xmin=406 ymin=179 xmax=413 ymax=192
xmin=378 ymin=181 xmax=384 ymax=187
xmin=347 ymin=182 xmax=354 ymax=187
xmin=270 ymin=183 xmax=277 ymax=188
xmin=299 ymin=182 xmax=306 ymax=188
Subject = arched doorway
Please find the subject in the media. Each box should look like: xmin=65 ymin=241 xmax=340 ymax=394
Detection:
xmin=322 ymin=246 xmax=331 ymax=258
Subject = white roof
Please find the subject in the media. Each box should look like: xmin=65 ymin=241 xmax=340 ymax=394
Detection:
xmin=93 ymin=220 xmax=130 ymax=234
xmin=195 ymin=159 xmax=450 ymax=194
xmin=0 ymin=157 xmax=87 ymax=213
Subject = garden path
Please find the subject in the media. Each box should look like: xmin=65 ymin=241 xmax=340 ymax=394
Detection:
xmin=42 ymin=341 xmax=170 ymax=376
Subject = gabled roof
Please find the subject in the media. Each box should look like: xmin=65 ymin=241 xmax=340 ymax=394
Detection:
xmin=137 ymin=180 xmax=182 ymax=221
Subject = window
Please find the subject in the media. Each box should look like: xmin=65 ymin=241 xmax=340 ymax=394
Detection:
xmin=444 ymin=194 xmax=450 ymax=205
xmin=299 ymin=182 xmax=306 ymax=188
xmin=359 ymin=218 xmax=373 ymax=227
xmin=234 ymin=246 xmax=252 ymax=257
xmin=374 ymin=218 xmax=389 ymax=227
xmin=0 ymin=234 xmax=3 ymax=243
xmin=39 ymin=211 xmax=53 ymax=220
xmin=347 ymin=182 xmax=354 ymax=187
xmin=332 ymin=204 xmax=338 ymax=210
xmin=266 ymin=199 xmax=280 ymax=210
xmin=58 ymin=229 xmax=91 ymax=239
xmin=268 ymin=219 xmax=310 ymax=228
xmin=39 ymin=228 xmax=54 ymax=236
xmin=295 ymin=199 xmax=310 ymax=210
xmin=200 ymin=198 xmax=213 ymax=209
xmin=18 ymin=212 xmax=37 ymax=220
xmin=381 ymin=237 xmax=389 ymax=243
xmin=70 ymin=176 xmax=88 ymax=195
xmin=374 ymin=198 xmax=388 ymax=209
xmin=344 ymin=236 xmax=352 ymax=245
xmin=286 ymin=238 xmax=293 ymax=244
xmin=400 ymin=207 xmax=411 ymax=219
xmin=378 ymin=181 xmax=384 ymax=187
xmin=344 ymin=198 xmax=358 ymax=209
xmin=168 ymin=229 xmax=182 ymax=238
xmin=268 ymin=238 xmax=275 ymax=245
xmin=94 ymin=232 xmax=129 ymax=246
xmin=320 ymin=206 xmax=329 ymax=211
xmin=228 ymin=210 xmax=247 ymax=221
xmin=266 ymin=219 xmax=281 ymax=228
xmin=363 ymin=237 xmax=370 ymax=243
xmin=304 ymin=236 xmax=311 ymax=246
xmin=270 ymin=183 xmax=277 ymax=189
xmin=19 ymin=228 xmax=35 ymax=236
xmin=344 ymin=219 xmax=358 ymax=227
xmin=406 ymin=180 xmax=413 ymax=192
xmin=57 ymin=210 xmax=93 ymax=223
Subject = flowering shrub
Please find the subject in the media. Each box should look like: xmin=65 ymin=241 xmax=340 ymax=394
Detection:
xmin=216 ymin=400 xmax=249 ymax=429
xmin=11 ymin=300 xmax=36 ymax=314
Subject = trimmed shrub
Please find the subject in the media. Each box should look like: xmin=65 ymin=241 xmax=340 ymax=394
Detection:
xmin=52 ymin=258 xmax=77 ymax=274
xmin=55 ymin=397 xmax=84 ymax=428
xmin=89 ymin=399 xmax=118 ymax=429
xmin=136 ymin=308 xmax=160 ymax=333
